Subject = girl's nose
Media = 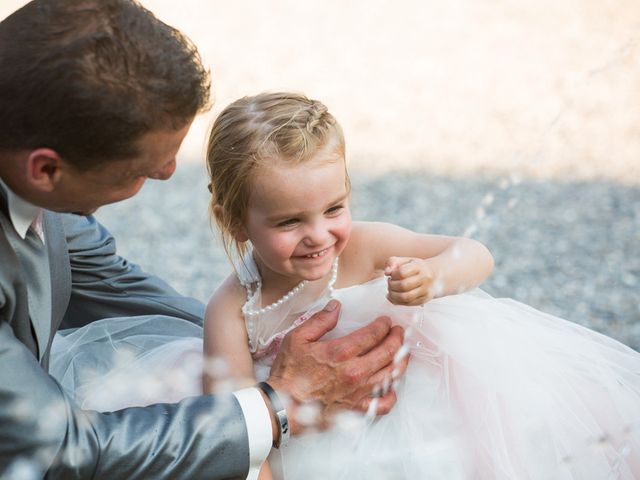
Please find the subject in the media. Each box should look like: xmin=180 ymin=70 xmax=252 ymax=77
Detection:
xmin=303 ymin=221 xmax=330 ymax=246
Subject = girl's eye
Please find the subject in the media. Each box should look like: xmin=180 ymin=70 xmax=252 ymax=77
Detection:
xmin=326 ymin=205 xmax=344 ymax=215
xmin=276 ymin=218 xmax=299 ymax=228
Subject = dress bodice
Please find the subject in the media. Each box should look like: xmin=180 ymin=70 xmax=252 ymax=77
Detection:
xmin=236 ymin=252 xmax=337 ymax=363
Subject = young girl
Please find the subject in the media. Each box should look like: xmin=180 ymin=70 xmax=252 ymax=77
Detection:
xmin=203 ymin=91 xmax=640 ymax=479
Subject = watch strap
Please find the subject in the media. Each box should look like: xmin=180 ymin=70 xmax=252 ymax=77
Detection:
xmin=256 ymin=381 xmax=290 ymax=448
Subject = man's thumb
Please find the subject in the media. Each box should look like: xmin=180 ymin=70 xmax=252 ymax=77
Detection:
xmin=297 ymin=300 xmax=341 ymax=341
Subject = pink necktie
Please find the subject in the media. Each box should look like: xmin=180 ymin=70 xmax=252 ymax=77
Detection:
xmin=31 ymin=210 xmax=45 ymax=244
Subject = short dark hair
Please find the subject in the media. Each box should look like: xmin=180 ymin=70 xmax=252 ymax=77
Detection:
xmin=0 ymin=0 xmax=210 ymax=168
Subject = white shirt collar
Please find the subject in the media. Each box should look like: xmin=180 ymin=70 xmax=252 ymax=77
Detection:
xmin=0 ymin=178 xmax=42 ymax=239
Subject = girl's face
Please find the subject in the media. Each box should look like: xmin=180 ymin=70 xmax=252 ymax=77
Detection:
xmin=239 ymin=147 xmax=352 ymax=287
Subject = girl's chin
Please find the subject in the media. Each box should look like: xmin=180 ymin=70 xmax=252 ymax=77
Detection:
xmin=298 ymin=260 xmax=337 ymax=282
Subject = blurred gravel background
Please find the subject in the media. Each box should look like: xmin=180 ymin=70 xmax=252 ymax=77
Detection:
xmin=95 ymin=164 xmax=640 ymax=351
xmin=3 ymin=0 xmax=637 ymax=349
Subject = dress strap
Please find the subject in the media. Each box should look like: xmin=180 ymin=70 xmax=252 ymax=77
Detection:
xmin=235 ymin=251 xmax=261 ymax=287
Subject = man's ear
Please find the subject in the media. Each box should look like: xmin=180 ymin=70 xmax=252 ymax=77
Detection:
xmin=26 ymin=148 xmax=64 ymax=192
xmin=213 ymin=204 xmax=249 ymax=242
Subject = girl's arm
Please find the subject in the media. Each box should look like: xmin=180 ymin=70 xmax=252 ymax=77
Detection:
xmin=203 ymin=274 xmax=255 ymax=392
xmin=202 ymin=274 xmax=274 ymax=480
xmin=343 ymin=221 xmax=494 ymax=306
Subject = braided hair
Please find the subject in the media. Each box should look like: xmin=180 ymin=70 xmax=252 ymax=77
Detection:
xmin=206 ymin=91 xmax=347 ymax=260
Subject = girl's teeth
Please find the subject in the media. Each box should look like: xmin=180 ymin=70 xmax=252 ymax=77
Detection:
xmin=306 ymin=249 xmax=326 ymax=258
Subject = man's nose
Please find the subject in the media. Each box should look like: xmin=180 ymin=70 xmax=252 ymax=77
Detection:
xmin=148 ymin=158 xmax=177 ymax=180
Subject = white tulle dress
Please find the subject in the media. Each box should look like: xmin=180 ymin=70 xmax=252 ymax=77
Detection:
xmin=51 ymin=255 xmax=640 ymax=479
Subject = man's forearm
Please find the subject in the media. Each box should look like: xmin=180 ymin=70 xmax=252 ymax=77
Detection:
xmin=0 ymin=322 xmax=249 ymax=479
xmin=62 ymin=214 xmax=205 ymax=329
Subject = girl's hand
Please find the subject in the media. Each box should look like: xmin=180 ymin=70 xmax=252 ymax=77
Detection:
xmin=384 ymin=256 xmax=440 ymax=306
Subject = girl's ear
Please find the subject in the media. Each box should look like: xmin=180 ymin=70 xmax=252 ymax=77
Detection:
xmin=233 ymin=224 xmax=249 ymax=243
xmin=212 ymin=204 xmax=224 ymax=224
xmin=213 ymin=205 xmax=249 ymax=242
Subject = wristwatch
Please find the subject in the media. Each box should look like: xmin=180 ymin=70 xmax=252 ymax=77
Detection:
xmin=257 ymin=381 xmax=290 ymax=448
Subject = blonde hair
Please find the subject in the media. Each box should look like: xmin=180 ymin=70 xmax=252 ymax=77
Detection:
xmin=206 ymin=91 xmax=347 ymax=259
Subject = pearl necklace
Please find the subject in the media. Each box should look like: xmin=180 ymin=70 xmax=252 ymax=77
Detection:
xmin=243 ymin=258 xmax=339 ymax=317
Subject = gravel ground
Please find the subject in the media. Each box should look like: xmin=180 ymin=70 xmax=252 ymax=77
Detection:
xmin=95 ymin=163 xmax=640 ymax=351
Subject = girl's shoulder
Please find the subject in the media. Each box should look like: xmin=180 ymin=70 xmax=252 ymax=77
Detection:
xmin=350 ymin=220 xmax=415 ymax=235
xmin=205 ymin=273 xmax=247 ymax=325
xmin=342 ymin=221 xmax=445 ymax=285
xmin=349 ymin=220 xmax=418 ymax=237
xmin=340 ymin=221 xmax=399 ymax=285
xmin=349 ymin=220 xmax=398 ymax=236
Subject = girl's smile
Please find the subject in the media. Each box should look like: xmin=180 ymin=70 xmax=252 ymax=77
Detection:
xmin=298 ymin=247 xmax=331 ymax=259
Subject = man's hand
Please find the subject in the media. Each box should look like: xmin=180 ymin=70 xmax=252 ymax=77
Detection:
xmin=266 ymin=299 xmax=408 ymax=435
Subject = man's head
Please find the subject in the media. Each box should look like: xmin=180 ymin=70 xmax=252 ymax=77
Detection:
xmin=0 ymin=0 xmax=210 ymax=212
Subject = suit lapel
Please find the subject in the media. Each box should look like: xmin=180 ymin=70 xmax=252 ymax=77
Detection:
xmin=0 ymin=183 xmax=64 ymax=363
xmin=0 ymin=181 xmax=7 ymax=216
xmin=0 ymin=185 xmax=41 ymax=358
xmin=0 ymin=184 xmax=72 ymax=366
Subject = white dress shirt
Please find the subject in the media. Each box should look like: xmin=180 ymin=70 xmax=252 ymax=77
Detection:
xmin=233 ymin=388 xmax=273 ymax=479
xmin=0 ymin=179 xmax=43 ymax=241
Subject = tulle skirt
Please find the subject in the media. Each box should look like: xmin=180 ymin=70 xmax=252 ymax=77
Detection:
xmin=51 ymin=316 xmax=203 ymax=411
xmin=51 ymin=278 xmax=640 ymax=479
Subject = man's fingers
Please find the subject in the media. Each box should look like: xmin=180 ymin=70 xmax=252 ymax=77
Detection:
xmin=293 ymin=300 xmax=341 ymax=342
xmin=366 ymin=342 xmax=410 ymax=388
xmin=326 ymin=315 xmax=392 ymax=361
xmin=372 ymin=389 xmax=398 ymax=415
xmin=352 ymin=389 xmax=398 ymax=415
xmin=352 ymin=323 xmax=404 ymax=377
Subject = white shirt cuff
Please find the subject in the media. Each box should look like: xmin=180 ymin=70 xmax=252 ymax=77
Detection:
xmin=233 ymin=387 xmax=273 ymax=480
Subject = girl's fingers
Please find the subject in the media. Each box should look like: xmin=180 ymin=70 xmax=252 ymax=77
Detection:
xmin=385 ymin=257 xmax=418 ymax=279
xmin=386 ymin=288 xmax=428 ymax=306
xmin=387 ymin=275 xmax=422 ymax=293
xmin=397 ymin=260 xmax=420 ymax=279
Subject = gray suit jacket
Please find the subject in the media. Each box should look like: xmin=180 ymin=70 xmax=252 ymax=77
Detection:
xmin=0 ymin=188 xmax=250 ymax=479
